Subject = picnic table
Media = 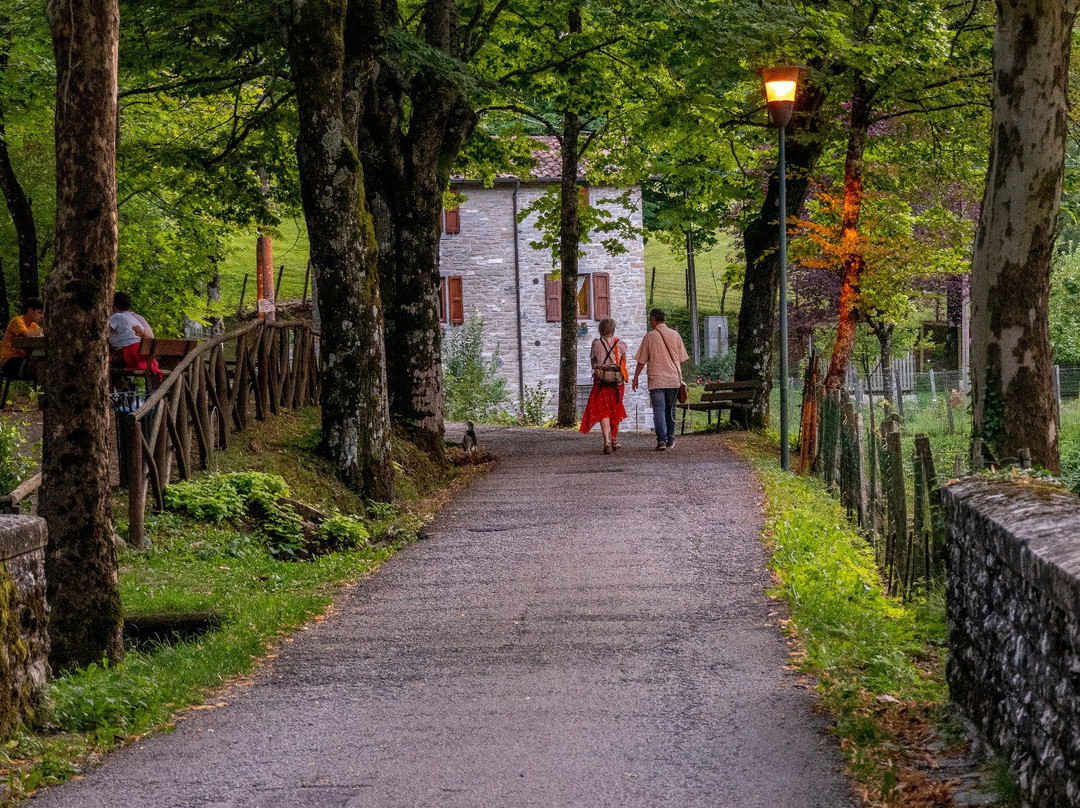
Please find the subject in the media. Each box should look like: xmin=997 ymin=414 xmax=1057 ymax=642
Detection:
xmin=0 ymin=335 xmax=45 ymax=409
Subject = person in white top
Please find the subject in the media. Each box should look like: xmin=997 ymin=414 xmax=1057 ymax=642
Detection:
xmin=109 ymin=291 xmax=154 ymax=370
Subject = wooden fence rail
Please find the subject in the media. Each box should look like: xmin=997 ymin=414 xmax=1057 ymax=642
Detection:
xmin=123 ymin=319 xmax=320 ymax=546
xmin=0 ymin=320 xmax=321 ymax=547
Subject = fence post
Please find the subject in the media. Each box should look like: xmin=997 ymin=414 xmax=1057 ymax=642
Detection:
xmin=1054 ymin=365 xmax=1062 ymax=430
xmin=971 ymin=438 xmax=984 ymax=472
xmin=929 ymin=368 xmax=937 ymax=403
xmin=126 ymin=413 xmax=146 ymax=549
xmin=945 ymin=389 xmax=955 ymax=435
xmin=893 ymin=368 xmax=905 ymax=421
xmin=885 ymin=421 xmax=908 ymax=596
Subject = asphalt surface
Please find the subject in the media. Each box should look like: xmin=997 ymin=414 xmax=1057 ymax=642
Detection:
xmin=30 ymin=426 xmax=854 ymax=808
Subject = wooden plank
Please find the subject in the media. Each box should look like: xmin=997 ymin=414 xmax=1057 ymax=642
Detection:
xmin=165 ymin=403 xmax=190 ymax=480
xmin=141 ymin=433 xmax=164 ymax=512
xmin=184 ymin=374 xmax=212 ymax=470
xmin=213 ymin=344 xmax=230 ymax=448
xmin=257 ymin=324 xmax=272 ymax=418
xmin=127 ymin=414 xmax=147 ymax=548
xmin=284 ymin=327 xmax=300 ymax=409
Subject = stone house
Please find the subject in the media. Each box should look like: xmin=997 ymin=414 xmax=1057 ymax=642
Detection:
xmin=439 ymin=145 xmax=652 ymax=429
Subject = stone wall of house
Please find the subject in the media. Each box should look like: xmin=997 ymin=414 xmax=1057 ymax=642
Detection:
xmin=440 ymin=182 xmax=653 ymax=428
xmin=943 ymin=478 xmax=1080 ymax=807
xmin=0 ymin=515 xmax=49 ymax=737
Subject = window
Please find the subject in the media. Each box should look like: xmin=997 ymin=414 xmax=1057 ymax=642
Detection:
xmin=545 ymin=272 xmax=610 ymax=322
xmin=442 ymin=207 xmax=461 ymax=234
xmin=439 ymin=275 xmax=464 ymax=324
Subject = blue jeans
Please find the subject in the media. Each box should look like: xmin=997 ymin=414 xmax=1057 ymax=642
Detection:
xmin=650 ymin=387 xmax=679 ymax=445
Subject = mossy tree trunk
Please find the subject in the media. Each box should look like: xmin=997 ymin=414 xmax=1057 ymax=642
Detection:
xmin=354 ymin=0 xmax=479 ymax=459
xmin=969 ymin=0 xmax=1077 ymax=471
xmin=41 ymin=0 xmax=123 ymax=671
xmin=556 ymin=106 xmax=582 ymax=428
xmin=281 ymin=0 xmax=395 ymax=500
xmin=733 ymin=73 xmax=828 ymax=428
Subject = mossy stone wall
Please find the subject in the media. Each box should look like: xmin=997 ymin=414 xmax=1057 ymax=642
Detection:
xmin=944 ymin=478 xmax=1080 ymax=808
xmin=0 ymin=516 xmax=49 ymax=737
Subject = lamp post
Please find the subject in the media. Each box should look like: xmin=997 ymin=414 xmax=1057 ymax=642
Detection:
xmin=763 ymin=65 xmax=800 ymax=472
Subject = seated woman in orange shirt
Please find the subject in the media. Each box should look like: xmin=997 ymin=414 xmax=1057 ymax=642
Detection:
xmin=0 ymin=298 xmax=44 ymax=383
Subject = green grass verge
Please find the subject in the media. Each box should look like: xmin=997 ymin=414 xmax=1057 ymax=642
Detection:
xmin=0 ymin=410 xmax=458 ymax=803
xmin=736 ymin=433 xmax=955 ymax=804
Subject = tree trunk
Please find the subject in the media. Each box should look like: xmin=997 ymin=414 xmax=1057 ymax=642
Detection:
xmin=824 ymin=73 xmax=872 ymax=389
xmin=42 ymin=0 xmax=123 ymax=671
xmin=556 ymin=109 xmax=582 ymax=427
xmin=0 ymin=19 xmax=39 ymax=307
xmin=970 ymin=0 xmax=1077 ymax=472
xmin=283 ymin=0 xmax=395 ymax=499
xmin=871 ymin=319 xmax=894 ymax=409
xmin=354 ymin=0 xmax=477 ymax=457
xmin=733 ymin=74 xmax=828 ymax=427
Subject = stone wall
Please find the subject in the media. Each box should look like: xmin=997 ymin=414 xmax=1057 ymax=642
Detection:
xmin=943 ymin=478 xmax=1080 ymax=807
xmin=441 ymin=181 xmax=653 ymax=428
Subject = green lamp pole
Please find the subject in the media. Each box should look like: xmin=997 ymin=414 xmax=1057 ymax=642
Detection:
xmin=763 ymin=65 xmax=801 ymax=472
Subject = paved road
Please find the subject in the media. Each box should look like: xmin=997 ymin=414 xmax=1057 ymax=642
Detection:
xmin=31 ymin=426 xmax=854 ymax=808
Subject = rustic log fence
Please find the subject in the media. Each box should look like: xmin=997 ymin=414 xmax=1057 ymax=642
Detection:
xmin=804 ymin=378 xmax=946 ymax=597
xmin=1 ymin=319 xmax=320 ymax=548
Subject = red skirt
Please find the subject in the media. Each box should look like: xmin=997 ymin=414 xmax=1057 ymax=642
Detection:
xmin=579 ymin=381 xmax=627 ymax=433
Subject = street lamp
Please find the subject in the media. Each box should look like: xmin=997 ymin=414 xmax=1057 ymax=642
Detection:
xmin=763 ymin=65 xmax=801 ymax=472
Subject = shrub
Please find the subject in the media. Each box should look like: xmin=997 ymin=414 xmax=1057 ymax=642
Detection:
xmin=694 ymin=350 xmax=735 ymax=382
xmin=443 ymin=314 xmax=509 ymax=422
xmin=0 ymin=416 xmax=36 ymax=496
xmin=518 ymin=380 xmax=550 ymax=426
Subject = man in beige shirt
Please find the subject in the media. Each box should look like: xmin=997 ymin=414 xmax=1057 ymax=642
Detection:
xmin=632 ymin=308 xmax=689 ymax=450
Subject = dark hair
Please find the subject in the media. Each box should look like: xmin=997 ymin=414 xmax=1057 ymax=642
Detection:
xmin=649 ymin=308 xmax=666 ymax=323
xmin=113 ymin=291 xmax=132 ymax=311
xmin=22 ymin=298 xmax=43 ymax=314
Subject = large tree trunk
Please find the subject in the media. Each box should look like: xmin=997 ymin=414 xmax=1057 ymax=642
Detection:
xmin=733 ymin=75 xmax=828 ymax=427
xmin=969 ymin=0 xmax=1077 ymax=472
xmin=0 ymin=19 xmax=39 ymax=306
xmin=824 ymin=73 xmax=872 ymax=390
xmin=42 ymin=0 xmax=123 ymax=671
xmin=556 ymin=109 xmax=582 ymax=427
xmin=354 ymin=0 xmax=477 ymax=457
xmin=284 ymin=0 xmax=395 ymax=500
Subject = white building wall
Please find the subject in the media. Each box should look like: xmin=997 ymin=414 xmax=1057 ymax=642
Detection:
xmin=439 ymin=182 xmax=653 ymax=429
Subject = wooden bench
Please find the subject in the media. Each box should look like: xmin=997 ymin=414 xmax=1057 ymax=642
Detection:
xmin=677 ymin=379 xmax=763 ymax=434
xmin=111 ymin=338 xmax=198 ymax=391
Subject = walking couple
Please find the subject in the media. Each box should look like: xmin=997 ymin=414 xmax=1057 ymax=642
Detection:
xmin=579 ymin=309 xmax=689 ymax=453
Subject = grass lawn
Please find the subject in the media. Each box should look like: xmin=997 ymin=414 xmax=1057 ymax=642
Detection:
xmin=642 ymin=234 xmax=742 ymax=316
xmin=218 ymin=215 xmax=312 ymax=313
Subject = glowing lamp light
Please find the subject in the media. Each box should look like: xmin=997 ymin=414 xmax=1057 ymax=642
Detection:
xmin=764 ymin=80 xmax=797 ymax=104
xmin=762 ymin=66 xmax=802 ymax=129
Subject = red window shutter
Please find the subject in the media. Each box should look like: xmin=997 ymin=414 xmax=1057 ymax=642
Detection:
xmin=438 ymin=278 xmax=447 ymax=323
xmin=545 ymin=275 xmax=561 ymax=322
xmin=578 ymin=186 xmax=590 ymax=207
xmin=448 ymin=276 xmax=465 ymax=324
xmin=443 ymin=207 xmax=461 ymax=234
xmin=593 ymin=272 xmax=611 ymax=319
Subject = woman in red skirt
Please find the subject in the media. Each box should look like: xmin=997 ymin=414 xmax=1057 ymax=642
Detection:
xmin=579 ymin=317 xmax=628 ymax=453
